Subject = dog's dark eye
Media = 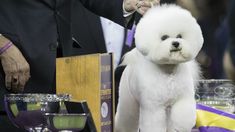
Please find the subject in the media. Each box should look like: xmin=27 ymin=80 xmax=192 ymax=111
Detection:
xmin=161 ymin=35 xmax=169 ymax=41
xmin=176 ymin=34 xmax=182 ymax=38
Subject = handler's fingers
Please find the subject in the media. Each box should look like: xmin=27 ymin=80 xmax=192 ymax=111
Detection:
xmin=137 ymin=8 xmax=146 ymax=15
xmin=136 ymin=0 xmax=160 ymax=15
xmin=139 ymin=6 xmax=149 ymax=14
xmin=135 ymin=1 xmax=148 ymax=15
xmin=5 ymin=74 xmax=12 ymax=90
xmin=137 ymin=0 xmax=159 ymax=8
xmin=151 ymin=0 xmax=161 ymax=6
xmin=136 ymin=1 xmax=149 ymax=8
xmin=135 ymin=1 xmax=142 ymax=9
xmin=11 ymin=74 xmax=19 ymax=92
xmin=18 ymin=77 xmax=26 ymax=92
xmin=18 ymin=72 xmax=30 ymax=92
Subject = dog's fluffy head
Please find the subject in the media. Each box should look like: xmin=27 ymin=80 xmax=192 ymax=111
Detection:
xmin=135 ymin=4 xmax=203 ymax=64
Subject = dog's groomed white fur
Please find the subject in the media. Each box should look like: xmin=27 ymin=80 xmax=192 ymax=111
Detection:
xmin=115 ymin=4 xmax=203 ymax=132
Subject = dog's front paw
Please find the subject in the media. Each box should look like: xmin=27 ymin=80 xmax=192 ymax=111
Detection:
xmin=167 ymin=125 xmax=193 ymax=132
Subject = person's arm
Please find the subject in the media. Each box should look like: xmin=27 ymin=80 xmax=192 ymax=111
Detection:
xmin=224 ymin=0 xmax=235 ymax=81
xmin=228 ymin=0 xmax=235 ymax=65
xmin=79 ymin=0 xmax=125 ymax=25
xmin=0 ymin=34 xmax=30 ymax=92
xmin=79 ymin=0 xmax=160 ymax=26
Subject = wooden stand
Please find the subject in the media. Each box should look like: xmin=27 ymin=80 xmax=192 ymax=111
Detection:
xmin=56 ymin=53 xmax=115 ymax=132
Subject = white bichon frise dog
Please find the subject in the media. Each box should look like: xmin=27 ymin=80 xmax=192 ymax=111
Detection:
xmin=115 ymin=4 xmax=204 ymax=132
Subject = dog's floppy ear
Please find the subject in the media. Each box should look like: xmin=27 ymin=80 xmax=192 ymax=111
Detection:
xmin=134 ymin=20 xmax=150 ymax=56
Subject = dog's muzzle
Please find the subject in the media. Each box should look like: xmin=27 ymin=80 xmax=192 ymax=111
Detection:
xmin=170 ymin=41 xmax=182 ymax=52
xmin=172 ymin=41 xmax=179 ymax=48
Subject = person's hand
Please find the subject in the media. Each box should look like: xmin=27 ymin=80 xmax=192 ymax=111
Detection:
xmin=0 ymin=36 xmax=30 ymax=92
xmin=124 ymin=0 xmax=160 ymax=15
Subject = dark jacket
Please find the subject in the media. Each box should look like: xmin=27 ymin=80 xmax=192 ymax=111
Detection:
xmin=0 ymin=0 xmax=125 ymax=111
xmin=71 ymin=1 xmax=135 ymax=60
xmin=228 ymin=0 xmax=235 ymax=65
xmin=71 ymin=1 xmax=136 ymax=110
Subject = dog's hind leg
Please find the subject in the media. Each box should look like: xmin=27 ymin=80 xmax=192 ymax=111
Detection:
xmin=115 ymin=68 xmax=139 ymax=132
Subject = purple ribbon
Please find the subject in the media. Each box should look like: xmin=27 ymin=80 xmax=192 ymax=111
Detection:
xmin=198 ymin=126 xmax=235 ymax=132
xmin=125 ymin=24 xmax=136 ymax=47
xmin=197 ymin=104 xmax=235 ymax=132
xmin=197 ymin=104 xmax=235 ymax=119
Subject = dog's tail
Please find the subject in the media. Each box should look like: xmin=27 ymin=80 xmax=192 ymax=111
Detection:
xmin=119 ymin=48 xmax=143 ymax=66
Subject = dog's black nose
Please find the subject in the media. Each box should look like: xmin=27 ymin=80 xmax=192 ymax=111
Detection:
xmin=172 ymin=41 xmax=179 ymax=48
